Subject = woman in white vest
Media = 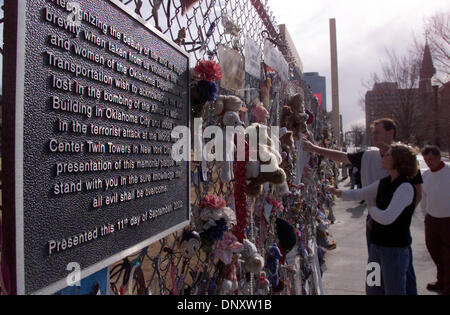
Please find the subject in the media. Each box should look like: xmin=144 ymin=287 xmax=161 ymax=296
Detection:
xmin=302 ymin=118 xmax=422 ymax=295
xmin=327 ymin=142 xmax=419 ymax=295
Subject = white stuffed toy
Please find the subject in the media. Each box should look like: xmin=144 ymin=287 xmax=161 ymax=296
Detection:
xmin=240 ymin=239 xmax=264 ymax=273
xmin=245 ymin=123 xmax=288 ymax=197
xmin=220 ymin=111 xmax=245 ymax=183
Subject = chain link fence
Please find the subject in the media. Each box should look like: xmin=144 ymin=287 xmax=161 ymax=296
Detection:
xmin=113 ymin=0 xmax=338 ymax=296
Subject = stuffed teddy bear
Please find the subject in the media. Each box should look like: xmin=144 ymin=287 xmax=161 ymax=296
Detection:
xmin=279 ymin=127 xmax=295 ymax=171
xmin=252 ymin=103 xmax=270 ymax=124
xmin=288 ymin=92 xmax=305 ymax=113
xmin=279 ymin=127 xmax=295 ymax=155
xmin=213 ymin=95 xmax=246 ymax=116
xmin=281 ymin=92 xmax=310 ymax=141
xmin=240 ymin=239 xmax=264 ymax=273
xmin=245 ymin=123 xmax=287 ymax=196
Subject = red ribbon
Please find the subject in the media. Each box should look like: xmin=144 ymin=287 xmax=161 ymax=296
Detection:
xmin=232 ymin=140 xmax=249 ymax=243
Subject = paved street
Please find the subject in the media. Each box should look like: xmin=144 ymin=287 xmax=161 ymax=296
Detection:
xmin=322 ymin=178 xmax=438 ymax=295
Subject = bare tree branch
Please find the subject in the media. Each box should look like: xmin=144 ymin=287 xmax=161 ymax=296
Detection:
xmin=424 ymin=11 xmax=450 ymax=80
xmin=348 ymin=123 xmax=366 ymax=147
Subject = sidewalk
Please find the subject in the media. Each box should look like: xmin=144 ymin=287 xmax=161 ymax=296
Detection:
xmin=321 ymin=178 xmax=438 ymax=295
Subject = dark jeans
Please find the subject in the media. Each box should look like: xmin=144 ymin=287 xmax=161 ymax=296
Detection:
xmin=366 ymin=243 xmax=410 ymax=295
xmin=425 ymin=214 xmax=450 ymax=294
xmin=366 ymin=216 xmax=417 ymax=295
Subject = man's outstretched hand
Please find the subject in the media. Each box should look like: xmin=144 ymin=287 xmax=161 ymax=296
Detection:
xmin=302 ymin=138 xmax=315 ymax=153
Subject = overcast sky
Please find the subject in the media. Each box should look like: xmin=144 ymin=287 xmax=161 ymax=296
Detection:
xmin=1 ymin=0 xmax=447 ymax=133
xmin=268 ymin=0 xmax=449 ymax=132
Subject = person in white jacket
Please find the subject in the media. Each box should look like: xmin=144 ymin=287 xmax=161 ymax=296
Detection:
xmin=303 ymin=118 xmax=422 ymax=294
xmin=327 ymin=142 xmax=419 ymax=295
xmin=420 ymin=145 xmax=450 ymax=295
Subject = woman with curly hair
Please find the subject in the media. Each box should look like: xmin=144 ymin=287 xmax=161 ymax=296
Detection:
xmin=327 ymin=142 xmax=419 ymax=295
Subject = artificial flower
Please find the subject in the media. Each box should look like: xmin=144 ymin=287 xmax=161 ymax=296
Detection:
xmin=197 ymin=80 xmax=219 ymax=102
xmin=200 ymin=206 xmax=237 ymax=227
xmin=214 ymin=232 xmax=243 ymax=264
xmin=194 ymin=60 xmax=223 ymax=82
xmin=200 ymin=195 xmax=227 ymax=209
xmin=202 ymin=219 xmax=228 ymax=241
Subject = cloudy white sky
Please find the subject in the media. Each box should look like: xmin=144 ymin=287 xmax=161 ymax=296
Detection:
xmin=1 ymin=0 xmax=447 ymax=133
xmin=268 ymin=0 xmax=449 ymax=132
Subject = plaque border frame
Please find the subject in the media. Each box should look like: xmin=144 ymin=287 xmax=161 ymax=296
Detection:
xmin=2 ymin=0 xmax=191 ymax=295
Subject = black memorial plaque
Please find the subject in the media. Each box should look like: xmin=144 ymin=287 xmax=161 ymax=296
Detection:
xmin=2 ymin=0 xmax=190 ymax=294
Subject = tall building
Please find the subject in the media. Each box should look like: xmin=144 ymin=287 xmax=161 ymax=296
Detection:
xmin=366 ymin=82 xmax=401 ymax=129
xmin=303 ymin=72 xmax=327 ymax=112
xmin=365 ymin=43 xmax=447 ymax=148
xmin=419 ymin=43 xmax=436 ymax=93
xmin=438 ymin=82 xmax=450 ymax=150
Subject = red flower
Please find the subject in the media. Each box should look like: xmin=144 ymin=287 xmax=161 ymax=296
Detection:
xmin=194 ymin=60 xmax=223 ymax=82
xmin=200 ymin=195 xmax=227 ymax=209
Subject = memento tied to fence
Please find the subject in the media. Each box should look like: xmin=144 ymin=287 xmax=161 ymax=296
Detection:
xmin=2 ymin=0 xmax=190 ymax=294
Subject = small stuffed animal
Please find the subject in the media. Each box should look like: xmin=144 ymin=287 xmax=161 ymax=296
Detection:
xmin=218 ymin=259 xmax=239 ymax=295
xmin=266 ymin=243 xmax=283 ymax=287
xmin=279 ymin=127 xmax=295 ymax=170
xmin=245 ymin=124 xmax=287 ymax=196
xmin=174 ymin=27 xmax=186 ymax=45
xmin=288 ymin=92 xmax=305 ymax=113
xmin=281 ymin=92 xmax=310 ymax=141
xmin=179 ymin=229 xmax=201 ymax=258
xmin=220 ymin=111 xmax=245 ymax=183
xmin=213 ymin=95 xmax=245 ymax=116
xmin=252 ymin=104 xmax=270 ymax=124
xmin=256 ymin=271 xmax=271 ymax=295
xmin=240 ymin=239 xmax=264 ymax=273
xmin=280 ymin=128 xmax=295 ymax=156
xmin=222 ymin=111 xmax=245 ymax=128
